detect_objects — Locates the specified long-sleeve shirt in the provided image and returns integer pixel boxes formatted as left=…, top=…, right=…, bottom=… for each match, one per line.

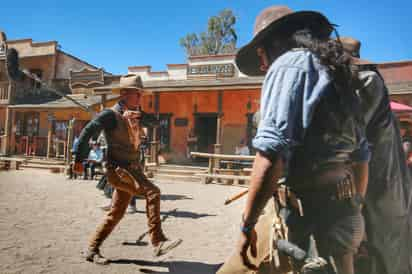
left=74, top=109, right=117, bottom=163
left=253, top=48, right=370, bottom=163
left=74, top=104, right=159, bottom=163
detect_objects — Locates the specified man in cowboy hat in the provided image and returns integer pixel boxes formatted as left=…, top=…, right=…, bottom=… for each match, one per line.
left=225, top=6, right=370, bottom=274
left=341, top=37, right=412, bottom=274
left=73, top=74, right=180, bottom=264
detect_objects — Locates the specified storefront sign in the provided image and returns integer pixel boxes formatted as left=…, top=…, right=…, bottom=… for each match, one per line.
left=187, top=63, right=235, bottom=77
left=174, top=118, right=188, bottom=127
left=47, top=113, right=55, bottom=122
left=70, top=68, right=104, bottom=88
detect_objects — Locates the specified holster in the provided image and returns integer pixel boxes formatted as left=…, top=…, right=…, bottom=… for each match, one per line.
left=288, top=163, right=357, bottom=201
left=114, top=166, right=136, bottom=185
left=276, top=185, right=304, bottom=216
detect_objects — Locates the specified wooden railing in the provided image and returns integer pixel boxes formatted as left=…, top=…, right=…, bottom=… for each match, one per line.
left=190, top=152, right=255, bottom=184
left=0, top=81, right=9, bottom=105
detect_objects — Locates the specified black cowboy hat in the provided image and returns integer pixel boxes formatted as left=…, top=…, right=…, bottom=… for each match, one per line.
left=236, top=6, right=334, bottom=76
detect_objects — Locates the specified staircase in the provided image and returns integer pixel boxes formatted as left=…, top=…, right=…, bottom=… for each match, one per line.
left=148, top=164, right=206, bottom=183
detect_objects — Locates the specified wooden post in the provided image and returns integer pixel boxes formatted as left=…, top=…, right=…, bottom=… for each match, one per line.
left=66, top=118, right=74, bottom=163
left=100, top=94, right=106, bottom=111
left=214, top=91, right=223, bottom=168
left=9, top=109, right=16, bottom=155
left=153, top=93, right=160, bottom=165
left=47, top=120, right=53, bottom=159
left=3, top=107, right=11, bottom=155
left=151, top=128, right=159, bottom=165
left=205, top=156, right=215, bottom=184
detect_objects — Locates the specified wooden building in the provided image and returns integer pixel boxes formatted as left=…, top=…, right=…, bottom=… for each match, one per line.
left=1, top=31, right=412, bottom=163
left=112, top=56, right=412, bottom=163
left=379, top=61, right=412, bottom=124
left=0, top=35, right=116, bottom=158
left=95, top=54, right=263, bottom=162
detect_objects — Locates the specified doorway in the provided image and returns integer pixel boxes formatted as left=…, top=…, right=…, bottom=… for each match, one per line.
left=195, top=113, right=217, bottom=153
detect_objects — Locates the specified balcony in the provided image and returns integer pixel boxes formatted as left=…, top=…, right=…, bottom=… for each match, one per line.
left=0, top=81, right=9, bottom=105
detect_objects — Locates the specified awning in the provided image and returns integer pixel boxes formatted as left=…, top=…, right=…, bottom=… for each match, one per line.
left=390, top=101, right=412, bottom=112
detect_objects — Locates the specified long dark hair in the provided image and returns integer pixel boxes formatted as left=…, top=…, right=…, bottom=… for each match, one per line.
left=264, top=28, right=362, bottom=119
left=265, top=28, right=358, bottom=87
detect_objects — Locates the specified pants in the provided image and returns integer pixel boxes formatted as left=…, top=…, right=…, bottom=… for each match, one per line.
left=286, top=166, right=365, bottom=274
left=83, top=161, right=100, bottom=179
left=88, top=163, right=166, bottom=252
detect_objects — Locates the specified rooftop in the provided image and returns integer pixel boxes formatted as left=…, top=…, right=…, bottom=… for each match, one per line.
left=9, top=94, right=120, bottom=109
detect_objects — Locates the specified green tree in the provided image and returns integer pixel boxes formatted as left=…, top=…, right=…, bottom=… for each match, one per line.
left=179, top=9, right=237, bottom=56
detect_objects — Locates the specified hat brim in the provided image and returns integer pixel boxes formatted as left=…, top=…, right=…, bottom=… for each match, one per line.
left=236, top=11, right=334, bottom=76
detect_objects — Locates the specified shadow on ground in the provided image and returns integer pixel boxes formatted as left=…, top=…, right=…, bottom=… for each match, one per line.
left=160, top=194, right=193, bottom=201
left=135, top=194, right=192, bottom=201
left=109, top=258, right=221, bottom=274
left=136, top=209, right=216, bottom=219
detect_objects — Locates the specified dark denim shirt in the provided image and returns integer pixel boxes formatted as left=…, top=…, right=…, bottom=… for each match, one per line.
left=253, top=49, right=370, bottom=163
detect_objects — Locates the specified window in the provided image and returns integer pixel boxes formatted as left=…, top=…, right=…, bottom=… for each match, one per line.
left=157, top=114, right=171, bottom=150
left=54, top=121, right=68, bottom=141
left=146, top=113, right=172, bottom=151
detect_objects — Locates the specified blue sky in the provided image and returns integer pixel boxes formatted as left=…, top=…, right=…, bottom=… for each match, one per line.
left=3, top=0, right=411, bottom=74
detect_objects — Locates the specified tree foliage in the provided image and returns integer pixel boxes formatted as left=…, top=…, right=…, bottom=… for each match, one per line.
left=180, top=9, right=237, bottom=56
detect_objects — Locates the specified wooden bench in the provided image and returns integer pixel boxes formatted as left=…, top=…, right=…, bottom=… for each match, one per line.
left=0, top=157, right=28, bottom=170
left=196, top=173, right=251, bottom=185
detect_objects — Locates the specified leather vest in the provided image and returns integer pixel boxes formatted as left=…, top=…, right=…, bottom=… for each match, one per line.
left=288, top=85, right=363, bottom=178
left=105, top=108, right=140, bottom=164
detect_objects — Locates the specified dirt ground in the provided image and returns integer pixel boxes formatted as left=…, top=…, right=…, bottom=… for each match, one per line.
left=0, top=169, right=248, bottom=274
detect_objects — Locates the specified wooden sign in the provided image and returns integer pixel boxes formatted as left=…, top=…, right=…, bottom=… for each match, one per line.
left=47, top=113, right=56, bottom=122
left=187, top=63, right=235, bottom=77
left=70, top=68, right=104, bottom=88
left=174, top=118, right=188, bottom=127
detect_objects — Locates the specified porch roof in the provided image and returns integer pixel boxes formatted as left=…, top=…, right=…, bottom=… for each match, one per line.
left=94, top=77, right=265, bottom=92
left=9, top=94, right=120, bottom=110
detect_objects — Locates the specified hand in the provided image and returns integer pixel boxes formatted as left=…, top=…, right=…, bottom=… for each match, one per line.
left=236, top=228, right=258, bottom=270
left=73, top=162, right=84, bottom=175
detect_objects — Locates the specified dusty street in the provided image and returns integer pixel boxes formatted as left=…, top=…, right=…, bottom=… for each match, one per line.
left=0, top=169, right=247, bottom=274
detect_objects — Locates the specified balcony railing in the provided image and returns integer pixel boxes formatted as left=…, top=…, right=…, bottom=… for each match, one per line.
left=0, top=81, right=9, bottom=105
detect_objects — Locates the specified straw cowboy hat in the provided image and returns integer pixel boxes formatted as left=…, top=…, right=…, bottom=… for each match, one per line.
left=235, top=5, right=334, bottom=76
left=112, top=74, right=150, bottom=95
left=338, top=37, right=376, bottom=66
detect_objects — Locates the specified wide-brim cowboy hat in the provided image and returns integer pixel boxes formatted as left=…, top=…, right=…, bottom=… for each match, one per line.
left=112, top=74, right=151, bottom=95
left=236, top=6, right=334, bottom=76
left=338, top=37, right=377, bottom=66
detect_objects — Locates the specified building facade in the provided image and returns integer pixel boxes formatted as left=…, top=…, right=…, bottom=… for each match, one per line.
left=0, top=34, right=116, bottom=158
left=98, top=54, right=263, bottom=162
left=1, top=31, right=412, bottom=163
left=120, top=56, right=412, bottom=163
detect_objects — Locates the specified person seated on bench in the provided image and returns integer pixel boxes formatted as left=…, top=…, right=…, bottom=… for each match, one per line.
left=235, top=139, right=250, bottom=156
left=82, top=141, right=103, bottom=180
left=233, top=139, right=251, bottom=169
